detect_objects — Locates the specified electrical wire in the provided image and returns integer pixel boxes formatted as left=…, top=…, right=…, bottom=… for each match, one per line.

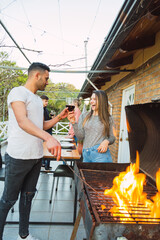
left=20, top=0, right=36, bottom=43
left=57, top=0, right=64, bottom=54
left=0, top=0, right=16, bottom=12
left=83, top=0, right=102, bottom=64
left=49, top=57, right=85, bottom=67
left=1, top=2, right=159, bottom=53
left=0, top=19, right=31, bottom=64
left=0, top=45, right=42, bottom=53
left=86, top=0, right=102, bottom=39
left=0, top=2, right=160, bottom=74
left=0, top=12, right=78, bottom=48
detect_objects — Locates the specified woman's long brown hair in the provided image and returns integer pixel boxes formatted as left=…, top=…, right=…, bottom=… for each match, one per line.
left=83, top=90, right=110, bottom=136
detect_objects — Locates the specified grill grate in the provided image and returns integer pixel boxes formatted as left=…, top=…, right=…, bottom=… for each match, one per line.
left=80, top=169, right=160, bottom=224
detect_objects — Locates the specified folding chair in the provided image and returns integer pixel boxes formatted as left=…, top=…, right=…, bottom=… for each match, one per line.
left=49, top=164, right=74, bottom=204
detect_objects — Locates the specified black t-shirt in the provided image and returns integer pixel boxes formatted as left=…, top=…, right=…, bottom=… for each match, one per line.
left=44, top=107, right=52, bottom=135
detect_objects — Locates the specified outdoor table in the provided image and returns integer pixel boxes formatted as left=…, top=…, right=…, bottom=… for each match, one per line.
left=43, top=141, right=80, bottom=162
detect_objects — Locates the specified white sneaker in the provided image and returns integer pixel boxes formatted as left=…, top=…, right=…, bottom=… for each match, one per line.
left=17, top=234, right=40, bottom=240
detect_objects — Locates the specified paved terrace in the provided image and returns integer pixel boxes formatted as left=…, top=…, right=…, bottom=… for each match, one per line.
left=0, top=137, right=86, bottom=240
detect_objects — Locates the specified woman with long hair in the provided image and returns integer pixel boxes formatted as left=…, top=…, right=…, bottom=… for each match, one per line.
left=67, top=90, right=115, bottom=162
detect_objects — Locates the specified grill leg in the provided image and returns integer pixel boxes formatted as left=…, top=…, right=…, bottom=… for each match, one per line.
left=70, top=208, right=82, bottom=240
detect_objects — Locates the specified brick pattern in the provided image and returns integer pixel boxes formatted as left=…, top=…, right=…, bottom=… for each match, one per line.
left=106, top=55, right=160, bottom=163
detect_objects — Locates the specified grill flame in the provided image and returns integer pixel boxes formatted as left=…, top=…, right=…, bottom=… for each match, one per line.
left=102, top=152, right=160, bottom=223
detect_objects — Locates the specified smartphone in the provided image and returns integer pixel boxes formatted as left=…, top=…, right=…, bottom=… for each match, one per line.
left=66, top=105, right=75, bottom=111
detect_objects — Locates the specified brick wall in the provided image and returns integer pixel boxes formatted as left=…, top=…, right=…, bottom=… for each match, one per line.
left=106, top=54, right=160, bottom=163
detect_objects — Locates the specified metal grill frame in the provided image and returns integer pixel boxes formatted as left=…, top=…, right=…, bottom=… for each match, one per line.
left=75, top=162, right=160, bottom=240
left=80, top=168, right=159, bottom=224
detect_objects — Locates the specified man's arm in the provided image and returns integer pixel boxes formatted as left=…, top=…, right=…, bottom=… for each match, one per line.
left=43, top=107, right=68, bottom=130
left=11, top=101, right=61, bottom=160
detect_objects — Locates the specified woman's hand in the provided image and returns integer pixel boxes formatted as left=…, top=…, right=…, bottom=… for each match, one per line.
left=67, top=111, right=76, bottom=124
left=65, top=134, right=74, bottom=139
left=97, top=139, right=109, bottom=153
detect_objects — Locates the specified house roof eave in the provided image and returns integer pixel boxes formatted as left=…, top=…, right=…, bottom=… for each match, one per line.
left=78, top=0, right=156, bottom=99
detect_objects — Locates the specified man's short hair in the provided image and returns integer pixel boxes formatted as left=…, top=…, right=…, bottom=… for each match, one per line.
left=28, top=62, right=50, bottom=75
left=40, top=95, right=49, bottom=100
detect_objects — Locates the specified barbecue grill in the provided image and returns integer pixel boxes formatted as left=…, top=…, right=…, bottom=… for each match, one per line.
left=74, top=102, right=160, bottom=240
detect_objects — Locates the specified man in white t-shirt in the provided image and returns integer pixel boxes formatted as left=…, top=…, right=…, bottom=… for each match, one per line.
left=0, top=62, right=68, bottom=240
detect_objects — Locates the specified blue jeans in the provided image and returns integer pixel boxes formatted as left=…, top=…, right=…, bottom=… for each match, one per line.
left=74, top=135, right=78, bottom=145
left=0, top=153, right=42, bottom=239
left=83, top=144, right=113, bottom=163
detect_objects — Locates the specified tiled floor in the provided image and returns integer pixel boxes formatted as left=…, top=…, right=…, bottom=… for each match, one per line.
left=0, top=143, right=86, bottom=240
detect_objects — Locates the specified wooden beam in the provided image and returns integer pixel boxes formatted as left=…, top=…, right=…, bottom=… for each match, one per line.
left=82, top=93, right=91, bottom=98
left=106, top=55, right=133, bottom=68
left=70, top=209, right=82, bottom=240
left=95, top=82, right=105, bottom=87
left=95, top=78, right=110, bottom=83
left=120, top=34, right=155, bottom=51
left=94, top=78, right=111, bottom=87
left=149, top=3, right=160, bottom=16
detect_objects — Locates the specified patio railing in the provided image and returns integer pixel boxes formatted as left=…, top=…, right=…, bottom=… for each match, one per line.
left=0, top=121, right=8, bottom=140
left=0, top=121, right=69, bottom=140
left=52, top=122, right=69, bottom=135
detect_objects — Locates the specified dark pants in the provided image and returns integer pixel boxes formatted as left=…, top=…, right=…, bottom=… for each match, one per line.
left=42, top=158, right=50, bottom=169
left=0, top=153, right=42, bottom=239
left=42, top=132, right=52, bottom=169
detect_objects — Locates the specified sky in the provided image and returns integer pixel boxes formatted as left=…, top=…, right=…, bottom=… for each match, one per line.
left=0, top=0, right=124, bottom=91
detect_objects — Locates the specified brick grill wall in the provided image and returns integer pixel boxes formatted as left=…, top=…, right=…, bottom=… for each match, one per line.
left=106, top=54, right=160, bottom=163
